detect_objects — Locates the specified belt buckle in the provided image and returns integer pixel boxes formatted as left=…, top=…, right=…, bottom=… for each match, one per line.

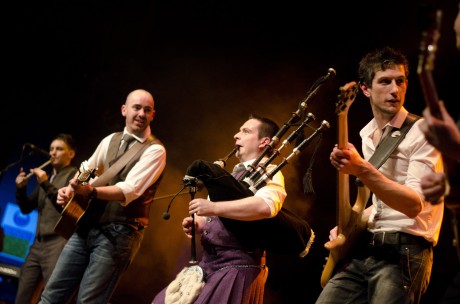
left=372, top=231, right=385, bottom=246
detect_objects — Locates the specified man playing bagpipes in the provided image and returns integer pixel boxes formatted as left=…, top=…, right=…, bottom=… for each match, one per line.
left=153, top=114, right=287, bottom=304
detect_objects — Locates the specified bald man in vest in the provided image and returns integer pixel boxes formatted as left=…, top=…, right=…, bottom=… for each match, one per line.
left=40, top=89, right=166, bottom=304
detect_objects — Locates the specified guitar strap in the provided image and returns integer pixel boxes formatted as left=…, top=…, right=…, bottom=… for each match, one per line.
left=356, top=113, right=420, bottom=186
left=91, top=135, right=155, bottom=187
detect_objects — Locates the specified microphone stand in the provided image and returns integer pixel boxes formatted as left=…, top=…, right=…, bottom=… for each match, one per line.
left=1, top=142, right=53, bottom=183
left=0, top=151, right=33, bottom=183
left=183, top=176, right=199, bottom=265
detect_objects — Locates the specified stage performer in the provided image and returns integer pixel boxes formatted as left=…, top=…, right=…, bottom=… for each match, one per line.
left=153, top=114, right=286, bottom=304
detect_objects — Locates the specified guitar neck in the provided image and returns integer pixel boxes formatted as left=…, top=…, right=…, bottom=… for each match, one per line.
left=337, top=113, right=351, bottom=233
left=337, top=114, right=348, bottom=150
left=418, top=69, right=441, bottom=119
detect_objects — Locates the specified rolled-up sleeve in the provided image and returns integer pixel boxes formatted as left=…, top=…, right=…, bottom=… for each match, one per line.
left=116, top=144, right=166, bottom=206
left=254, top=168, right=286, bottom=217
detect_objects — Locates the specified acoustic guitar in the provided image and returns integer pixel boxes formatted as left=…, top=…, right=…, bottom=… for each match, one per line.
left=54, top=161, right=97, bottom=239
left=320, top=82, right=371, bottom=288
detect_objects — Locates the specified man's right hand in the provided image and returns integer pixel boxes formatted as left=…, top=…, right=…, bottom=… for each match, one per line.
left=324, top=226, right=346, bottom=250
left=57, top=184, right=74, bottom=207
left=420, top=101, right=460, bottom=161
left=182, top=216, right=205, bottom=238
left=32, top=168, right=48, bottom=184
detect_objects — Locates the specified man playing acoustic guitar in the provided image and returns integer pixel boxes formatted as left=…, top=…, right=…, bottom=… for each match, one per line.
left=317, top=47, right=444, bottom=304
left=39, top=89, right=166, bottom=304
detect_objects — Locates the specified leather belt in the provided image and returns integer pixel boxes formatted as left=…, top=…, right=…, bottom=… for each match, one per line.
left=367, top=231, right=432, bottom=248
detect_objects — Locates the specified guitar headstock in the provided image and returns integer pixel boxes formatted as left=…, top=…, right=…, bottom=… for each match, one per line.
left=417, top=6, right=442, bottom=75
left=335, top=81, right=359, bottom=117
left=417, top=4, right=442, bottom=119
left=77, top=161, right=97, bottom=185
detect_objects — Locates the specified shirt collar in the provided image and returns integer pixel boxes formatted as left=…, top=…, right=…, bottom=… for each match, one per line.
left=361, top=107, right=409, bottom=138
left=122, top=127, right=148, bottom=143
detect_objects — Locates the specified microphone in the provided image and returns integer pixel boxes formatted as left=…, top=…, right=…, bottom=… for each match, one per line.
left=25, top=143, right=49, bottom=157
left=162, top=176, right=204, bottom=220
left=162, top=211, right=171, bottom=220
left=324, top=68, right=337, bottom=81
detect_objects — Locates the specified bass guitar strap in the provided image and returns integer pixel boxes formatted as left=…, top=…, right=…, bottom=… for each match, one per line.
left=356, top=113, right=420, bottom=187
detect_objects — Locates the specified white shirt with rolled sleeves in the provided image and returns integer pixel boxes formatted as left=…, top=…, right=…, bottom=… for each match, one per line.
left=361, top=108, right=444, bottom=245
left=83, top=127, right=166, bottom=207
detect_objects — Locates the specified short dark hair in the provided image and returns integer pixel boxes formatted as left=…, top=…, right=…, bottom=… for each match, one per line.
left=248, top=114, right=279, bottom=139
left=54, top=133, right=77, bottom=152
left=358, top=46, right=409, bottom=87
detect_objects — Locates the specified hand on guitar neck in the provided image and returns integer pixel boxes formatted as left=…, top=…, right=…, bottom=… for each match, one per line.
left=420, top=101, right=460, bottom=162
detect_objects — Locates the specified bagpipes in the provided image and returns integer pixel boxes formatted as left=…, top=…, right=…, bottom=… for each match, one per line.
left=182, top=68, right=335, bottom=258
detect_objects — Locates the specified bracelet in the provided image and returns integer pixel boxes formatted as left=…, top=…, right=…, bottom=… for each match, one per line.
left=89, top=187, right=97, bottom=200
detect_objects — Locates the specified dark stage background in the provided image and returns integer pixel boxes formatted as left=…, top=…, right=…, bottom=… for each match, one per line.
left=1, top=1, right=460, bottom=303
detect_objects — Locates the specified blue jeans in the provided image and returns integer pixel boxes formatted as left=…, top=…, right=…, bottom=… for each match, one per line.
left=39, top=222, right=143, bottom=304
left=316, top=243, right=433, bottom=304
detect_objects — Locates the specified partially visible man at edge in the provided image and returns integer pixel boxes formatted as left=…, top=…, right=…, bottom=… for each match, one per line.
left=419, top=2, right=460, bottom=303
left=15, top=133, right=77, bottom=303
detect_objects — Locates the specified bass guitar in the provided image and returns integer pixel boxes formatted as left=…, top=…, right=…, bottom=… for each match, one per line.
left=54, top=161, right=97, bottom=239
left=320, top=82, right=370, bottom=288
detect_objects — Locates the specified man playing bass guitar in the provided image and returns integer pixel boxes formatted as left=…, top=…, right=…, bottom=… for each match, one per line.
left=317, top=47, right=444, bottom=304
